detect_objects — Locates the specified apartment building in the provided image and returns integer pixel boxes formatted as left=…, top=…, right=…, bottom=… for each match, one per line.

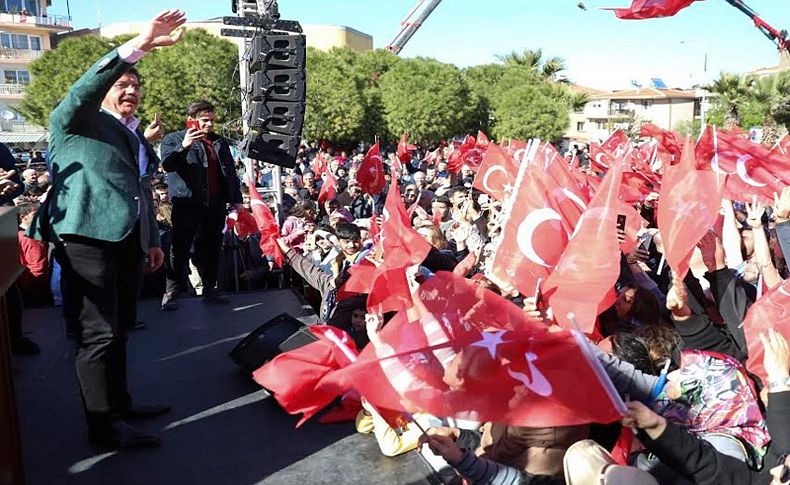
left=566, top=85, right=701, bottom=143
left=0, top=0, right=70, bottom=150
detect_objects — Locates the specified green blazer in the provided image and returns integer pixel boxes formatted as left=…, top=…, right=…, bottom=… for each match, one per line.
left=29, top=48, right=160, bottom=250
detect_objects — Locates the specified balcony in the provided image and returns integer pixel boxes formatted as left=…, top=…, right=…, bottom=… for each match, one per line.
left=0, top=83, right=25, bottom=96
left=0, top=48, right=41, bottom=61
left=0, top=120, right=42, bottom=133
left=609, top=108, right=636, bottom=119
left=0, top=12, right=71, bottom=29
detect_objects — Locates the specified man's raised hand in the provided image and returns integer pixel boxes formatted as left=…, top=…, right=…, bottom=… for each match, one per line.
left=134, top=9, right=187, bottom=52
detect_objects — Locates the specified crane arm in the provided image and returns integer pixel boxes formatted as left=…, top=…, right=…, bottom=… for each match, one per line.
left=386, top=0, right=443, bottom=55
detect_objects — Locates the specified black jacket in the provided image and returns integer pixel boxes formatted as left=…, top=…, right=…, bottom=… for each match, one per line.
left=161, top=130, right=242, bottom=205
left=0, top=142, right=23, bottom=205
left=642, top=390, right=790, bottom=485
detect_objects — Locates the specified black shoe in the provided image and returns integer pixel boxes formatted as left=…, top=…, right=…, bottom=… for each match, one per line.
left=130, top=320, right=148, bottom=331
left=161, top=292, right=178, bottom=311
left=121, top=404, right=171, bottom=419
left=88, top=420, right=160, bottom=449
left=11, top=337, right=40, bottom=355
left=202, top=290, right=229, bottom=304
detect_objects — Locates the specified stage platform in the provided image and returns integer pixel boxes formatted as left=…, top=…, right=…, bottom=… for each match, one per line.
left=11, top=290, right=437, bottom=484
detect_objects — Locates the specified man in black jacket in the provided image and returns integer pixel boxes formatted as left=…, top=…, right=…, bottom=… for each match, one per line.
left=160, top=100, right=242, bottom=309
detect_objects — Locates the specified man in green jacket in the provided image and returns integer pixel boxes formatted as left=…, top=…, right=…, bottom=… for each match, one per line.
left=28, top=9, right=186, bottom=448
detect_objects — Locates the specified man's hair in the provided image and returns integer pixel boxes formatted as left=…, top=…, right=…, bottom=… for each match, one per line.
left=334, top=222, right=361, bottom=241
left=448, top=186, right=467, bottom=200
left=153, top=182, right=168, bottom=191
left=431, top=195, right=450, bottom=206
left=16, top=201, right=38, bottom=222
left=126, top=67, right=141, bottom=84
left=187, top=100, right=216, bottom=118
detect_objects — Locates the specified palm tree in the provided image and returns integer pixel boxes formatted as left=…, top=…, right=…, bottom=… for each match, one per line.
left=497, top=48, right=568, bottom=82
left=770, top=71, right=790, bottom=135
left=707, top=72, right=752, bottom=130
left=750, top=74, right=781, bottom=146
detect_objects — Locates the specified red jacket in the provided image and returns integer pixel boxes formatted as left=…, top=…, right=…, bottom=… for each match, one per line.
left=18, top=229, right=48, bottom=286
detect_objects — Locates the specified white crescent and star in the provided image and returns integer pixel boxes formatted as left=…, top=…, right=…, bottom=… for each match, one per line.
left=594, top=152, right=609, bottom=169
left=506, top=352, right=553, bottom=397
left=482, top=165, right=508, bottom=193
left=736, top=154, right=766, bottom=187
left=471, top=330, right=507, bottom=360
left=517, top=208, right=562, bottom=268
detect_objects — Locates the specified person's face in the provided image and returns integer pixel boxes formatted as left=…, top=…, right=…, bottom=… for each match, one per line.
left=403, top=185, right=418, bottom=205
left=413, top=172, right=426, bottom=187
left=156, top=188, right=169, bottom=203
left=615, top=287, right=636, bottom=319
left=337, top=167, right=347, bottom=178
left=425, top=168, right=437, bottom=182
left=189, top=110, right=216, bottom=133
left=325, top=200, right=339, bottom=214
left=20, top=210, right=35, bottom=227
left=461, top=164, right=473, bottom=178
left=451, top=191, right=468, bottom=209
left=351, top=309, right=366, bottom=331
left=103, top=73, right=141, bottom=117
left=348, top=184, right=362, bottom=197
left=742, top=260, right=760, bottom=284
left=437, top=161, right=447, bottom=172
left=417, top=227, right=439, bottom=248
left=338, top=237, right=361, bottom=256
left=23, top=171, right=36, bottom=183
left=769, top=453, right=790, bottom=484
left=316, top=237, right=332, bottom=251
left=303, top=173, right=315, bottom=186
left=242, top=194, right=251, bottom=210
left=432, top=202, right=449, bottom=221
left=284, top=177, right=296, bottom=188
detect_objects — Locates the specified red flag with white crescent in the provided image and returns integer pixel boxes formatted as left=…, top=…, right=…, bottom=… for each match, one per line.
left=358, top=143, right=386, bottom=195
left=743, top=278, right=790, bottom=384
left=543, top=154, right=625, bottom=333
left=316, top=272, right=624, bottom=427
left=472, top=144, right=519, bottom=201
left=397, top=133, right=417, bottom=164
left=247, top=180, right=284, bottom=268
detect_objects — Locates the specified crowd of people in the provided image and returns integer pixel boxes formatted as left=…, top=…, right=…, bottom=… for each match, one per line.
left=2, top=7, right=790, bottom=485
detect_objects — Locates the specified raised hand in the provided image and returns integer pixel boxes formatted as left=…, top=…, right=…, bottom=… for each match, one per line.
left=0, top=168, right=21, bottom=198
left=760, top=328, right=790, bottom=386
left=745, top=197, right=766, bottom=229
left=773, top=186, right=790, bottom=222
left=144, top=112, right=163, bottom=142
left=133, top=9, right=187, bottom=52
left=622, top=401, right=667, bottom=439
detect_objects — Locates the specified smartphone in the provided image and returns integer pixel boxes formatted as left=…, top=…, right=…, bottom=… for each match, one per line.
left=638, top=232, right=653, bottom=252
left=616, top=214, right=627, bottom=233
left=186, top=119, right=200, bottom=131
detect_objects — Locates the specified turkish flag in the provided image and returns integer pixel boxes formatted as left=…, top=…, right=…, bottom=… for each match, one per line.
left=503, top=139, right=530, bottom=164
left=641, top=123, right=683, bottom=165
left=635, top=140, right=658, bottom=173
left=397, top=133, right=417, bottom=164
left=589, top=143, right=616, bottom=172
left=424, top=147, right=442, bottom=166
left=311, top=155, right=327, bottom=177
left=543, top=153, right=625, bottom=333
left=247, top=180, right=284, bottom=267
left=252, top=325, right=359, bottom=427
left=714, top=129, right=790, bottom=204
left=743, top=278, right=790, bottom=384
left=492, top=161, right=583, bottom=298
left=318, top=272, right=624, bottom=427
left=601, top=130, right=630, bottom=154
left=227, top=209, right=258, bottom=239
left=447, top=132, right=488, bottom=173
left=317, top=170, right=338, bottom=206
left=605, top=0, right=700, bottom=19
left=657, top=137, right=722, bottom=281
left=358, top=143, right=386, bottom=195
left=472, top=143, right=519, bottom=201
left=620, top=171, right=653, bottom=203
left=346, top=177, right=431, bottom=314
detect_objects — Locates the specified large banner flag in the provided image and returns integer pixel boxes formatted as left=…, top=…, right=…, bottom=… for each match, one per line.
left=318, top=272, right=625, bottom=427
left=605, top=0, right=701, bottom=19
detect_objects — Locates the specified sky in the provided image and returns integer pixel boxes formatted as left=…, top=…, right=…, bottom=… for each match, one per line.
left=46, top=0, right=790, bottom=91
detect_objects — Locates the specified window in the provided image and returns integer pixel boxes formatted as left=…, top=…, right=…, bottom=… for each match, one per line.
left=4, top=69, right=30, bottom=84
left=597, top=121, right=607, bottom=130
left=576, top=121, right=585, bottom=131
left=1, top=1, right=39, bottom=16
left=0, top=32, right=41, bottom=50
left=642, top=100, right=653, bottom=109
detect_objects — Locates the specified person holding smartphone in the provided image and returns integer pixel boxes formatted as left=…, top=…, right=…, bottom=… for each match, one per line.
left=160, top=100, right=243, bottom=309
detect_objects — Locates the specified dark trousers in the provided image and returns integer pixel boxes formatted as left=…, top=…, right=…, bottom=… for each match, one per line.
left=56, top=227, right=143, bottom=429
left=166, top=199, right=226, bottom=294
left=6, top=283, right=22, bottom=343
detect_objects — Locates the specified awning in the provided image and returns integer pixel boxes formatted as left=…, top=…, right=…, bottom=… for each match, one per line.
left=0, top=133, right=46, bottom=144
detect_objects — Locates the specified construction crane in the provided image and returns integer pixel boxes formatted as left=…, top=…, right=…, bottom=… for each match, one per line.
left=386, top=0, right=443, bottom=55
left=723, top=0, right=788, bottom=53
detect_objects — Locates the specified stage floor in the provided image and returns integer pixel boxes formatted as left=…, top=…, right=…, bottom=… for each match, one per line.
left=11, top=290, right=435, bottom=484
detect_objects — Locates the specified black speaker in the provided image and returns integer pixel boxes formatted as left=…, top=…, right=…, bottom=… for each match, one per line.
left=250, top=33, right=306, bottom=71
left=250, top=69, right=306, bottom=102
left=229, top=313, right=318, bottom=373
left=242, top=131, right=300, bottom=169
left=247, top=100, right=305, bottom=135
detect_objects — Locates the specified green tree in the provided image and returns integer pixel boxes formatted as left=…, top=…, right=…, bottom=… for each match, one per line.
left=379, top=57, right=476, bottom=143
left=489, top=67, right=569, bottom=141
left=463, top=63, right=507, bottom=134
left=707, top=72, right=753, bottom=130
left=303, top=47, right=367, bottom=144
left=497, top=48, right=568, bottom=82
left=673, top=119, right=702, bottom=137
left=18, top=35, right=117, bottom=127
left=19, top=30, right=241, bottom=137
left=348, top=48, right=400, bottom=141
